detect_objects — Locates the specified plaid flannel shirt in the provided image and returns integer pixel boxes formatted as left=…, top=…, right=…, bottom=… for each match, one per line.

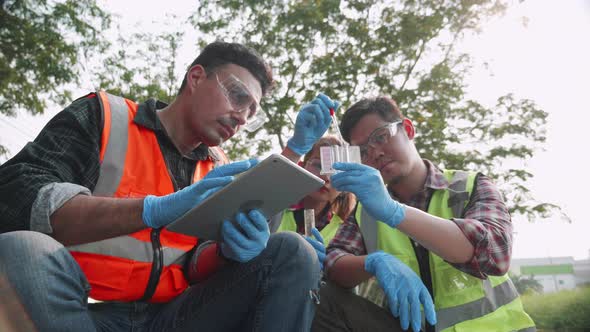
left=325, top=159, right=513, bottom=279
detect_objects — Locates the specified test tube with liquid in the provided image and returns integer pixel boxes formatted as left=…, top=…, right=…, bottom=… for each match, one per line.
left=319, top=144, right=361, bottom=174
left=319, top=108, right=361, bottom=174
left=304, top=209, right=315, bottom=237
left=329, top=108, right=347, bottom=147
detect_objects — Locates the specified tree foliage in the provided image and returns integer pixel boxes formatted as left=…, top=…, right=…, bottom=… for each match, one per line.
left=509, top=273, right=543, bottom=295
left=0, top=0, right=563, bottom=221
left=92, top=20, right=184, bottom=103
left=191, top=0, right=561, bottom=221
left=0, top=0, right=111, bottom=116
left=0, top=0, right=111, bottom=161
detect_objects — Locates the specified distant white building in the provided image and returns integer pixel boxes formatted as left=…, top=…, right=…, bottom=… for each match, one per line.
left=510, top=256, right=590, bottom=293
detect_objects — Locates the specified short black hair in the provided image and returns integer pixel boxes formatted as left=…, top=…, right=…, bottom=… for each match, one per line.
left=178, top=41, right=274, bottom=96
left=340, top=97, right=403, bottom=142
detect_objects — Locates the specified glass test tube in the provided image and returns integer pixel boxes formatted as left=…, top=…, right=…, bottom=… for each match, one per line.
left=329, top=108, right=347, bottom=146
left=304, top=209, right=315, bottom=237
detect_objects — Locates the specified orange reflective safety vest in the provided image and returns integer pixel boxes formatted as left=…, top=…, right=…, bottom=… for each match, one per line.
left=67, top=91, right=228, bottom=303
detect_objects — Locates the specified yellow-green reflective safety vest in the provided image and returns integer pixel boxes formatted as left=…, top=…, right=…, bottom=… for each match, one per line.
left=275, top=210, right=343, bottom=245
left=357, top=170, right=535, bottom=332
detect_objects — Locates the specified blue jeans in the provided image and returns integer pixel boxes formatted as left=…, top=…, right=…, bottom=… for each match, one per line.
left=0, top=231, right=320, bottom=332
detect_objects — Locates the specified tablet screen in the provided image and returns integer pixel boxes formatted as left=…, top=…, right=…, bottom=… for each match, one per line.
left=167, top=154, right=325, bottom=241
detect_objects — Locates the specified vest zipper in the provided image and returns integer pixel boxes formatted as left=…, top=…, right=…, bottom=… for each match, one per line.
left=140, top=228, right=163, bottom=301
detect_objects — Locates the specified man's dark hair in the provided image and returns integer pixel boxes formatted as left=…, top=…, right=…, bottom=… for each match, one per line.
left=178, top=41, right=274, bottom=96
left=340, top=97, right=404, bottom=142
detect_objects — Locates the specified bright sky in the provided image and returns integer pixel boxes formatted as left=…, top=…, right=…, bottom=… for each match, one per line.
left=1, top=0, right=588, bottom=260
left=459, top=0, right=590, bottom=260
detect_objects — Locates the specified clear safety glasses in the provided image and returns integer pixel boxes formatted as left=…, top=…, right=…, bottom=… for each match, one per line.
left=215, top=73, right=268, bottom=132
left=304, top=158, right=323, bottom=176
left=358, top=121, right=402, bottom=162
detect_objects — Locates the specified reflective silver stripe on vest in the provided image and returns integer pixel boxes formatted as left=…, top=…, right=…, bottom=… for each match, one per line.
left=68, top=235, right=187, bottom=265
left=435, top=279, right=520, bottom=331
left=360, top=206, right=378, bottom=254
left=93, top=91, right=129, bottom=196
left=269, top=211, right=284, bottom=233
left=69, top=93, right=189, bottom=266
left=447, top=170, right=470, bottom=218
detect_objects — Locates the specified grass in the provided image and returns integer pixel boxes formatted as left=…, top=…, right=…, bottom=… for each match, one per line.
left=521, top=286, right=590, bottom=331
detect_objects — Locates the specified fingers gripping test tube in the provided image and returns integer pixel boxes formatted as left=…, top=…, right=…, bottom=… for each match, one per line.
left=319, top=145, right=361, bottom=175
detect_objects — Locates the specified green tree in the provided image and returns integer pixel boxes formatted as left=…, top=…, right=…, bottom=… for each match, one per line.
left=0, top=0, right=111, bottom=114
left=92, top=20, right=184, bottom=103
left=509, top=273, right=543, bottom=295
left=0, top=0, right=111, bottom=158
left=192, top=0, right=562, bottom=221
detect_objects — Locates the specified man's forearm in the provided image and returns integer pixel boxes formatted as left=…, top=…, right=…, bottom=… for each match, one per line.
left=397, top=206, right=474, bottom=263
left=50, top=194, right=146, bottom=246
left=280, top=146, right=302, bottom=164
left=327, top=255, right=372, bottom=288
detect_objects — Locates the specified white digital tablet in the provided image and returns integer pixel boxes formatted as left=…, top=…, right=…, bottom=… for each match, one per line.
left=166, top=153, right=325, bottom=240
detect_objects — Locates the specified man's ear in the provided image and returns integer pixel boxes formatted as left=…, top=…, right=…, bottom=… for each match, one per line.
left=402, top=118, right=415, bottom=140
left=186, top=65, right=208, bottom=92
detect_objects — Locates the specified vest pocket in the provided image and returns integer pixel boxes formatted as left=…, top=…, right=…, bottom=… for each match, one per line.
left=432, top=263, right=483, bottom=309
left=170, top=265, right=188, bottom=291
left=77, top=254, right=138, bottom=300
left=148, top=265, right=189, bottom=302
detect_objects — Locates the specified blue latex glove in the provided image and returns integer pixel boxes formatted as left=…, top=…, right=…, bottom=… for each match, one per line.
left=142, top=159, right=257, bottom=229
left=365, top=251, right=437, bottom=332
left=220, top=209, right=270, bottom=263
left=304, top=227, right=326, bottom=270
left=331, top=162, right=406, bottom=228
left=287, top=93, right=340, bottom=155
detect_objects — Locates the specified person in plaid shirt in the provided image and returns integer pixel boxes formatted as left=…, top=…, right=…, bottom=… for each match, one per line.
left=312, top=97, right=534, bottom=332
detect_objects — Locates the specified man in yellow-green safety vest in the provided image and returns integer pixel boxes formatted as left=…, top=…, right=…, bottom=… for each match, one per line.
left=311, top=96, right=535, bottom=332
